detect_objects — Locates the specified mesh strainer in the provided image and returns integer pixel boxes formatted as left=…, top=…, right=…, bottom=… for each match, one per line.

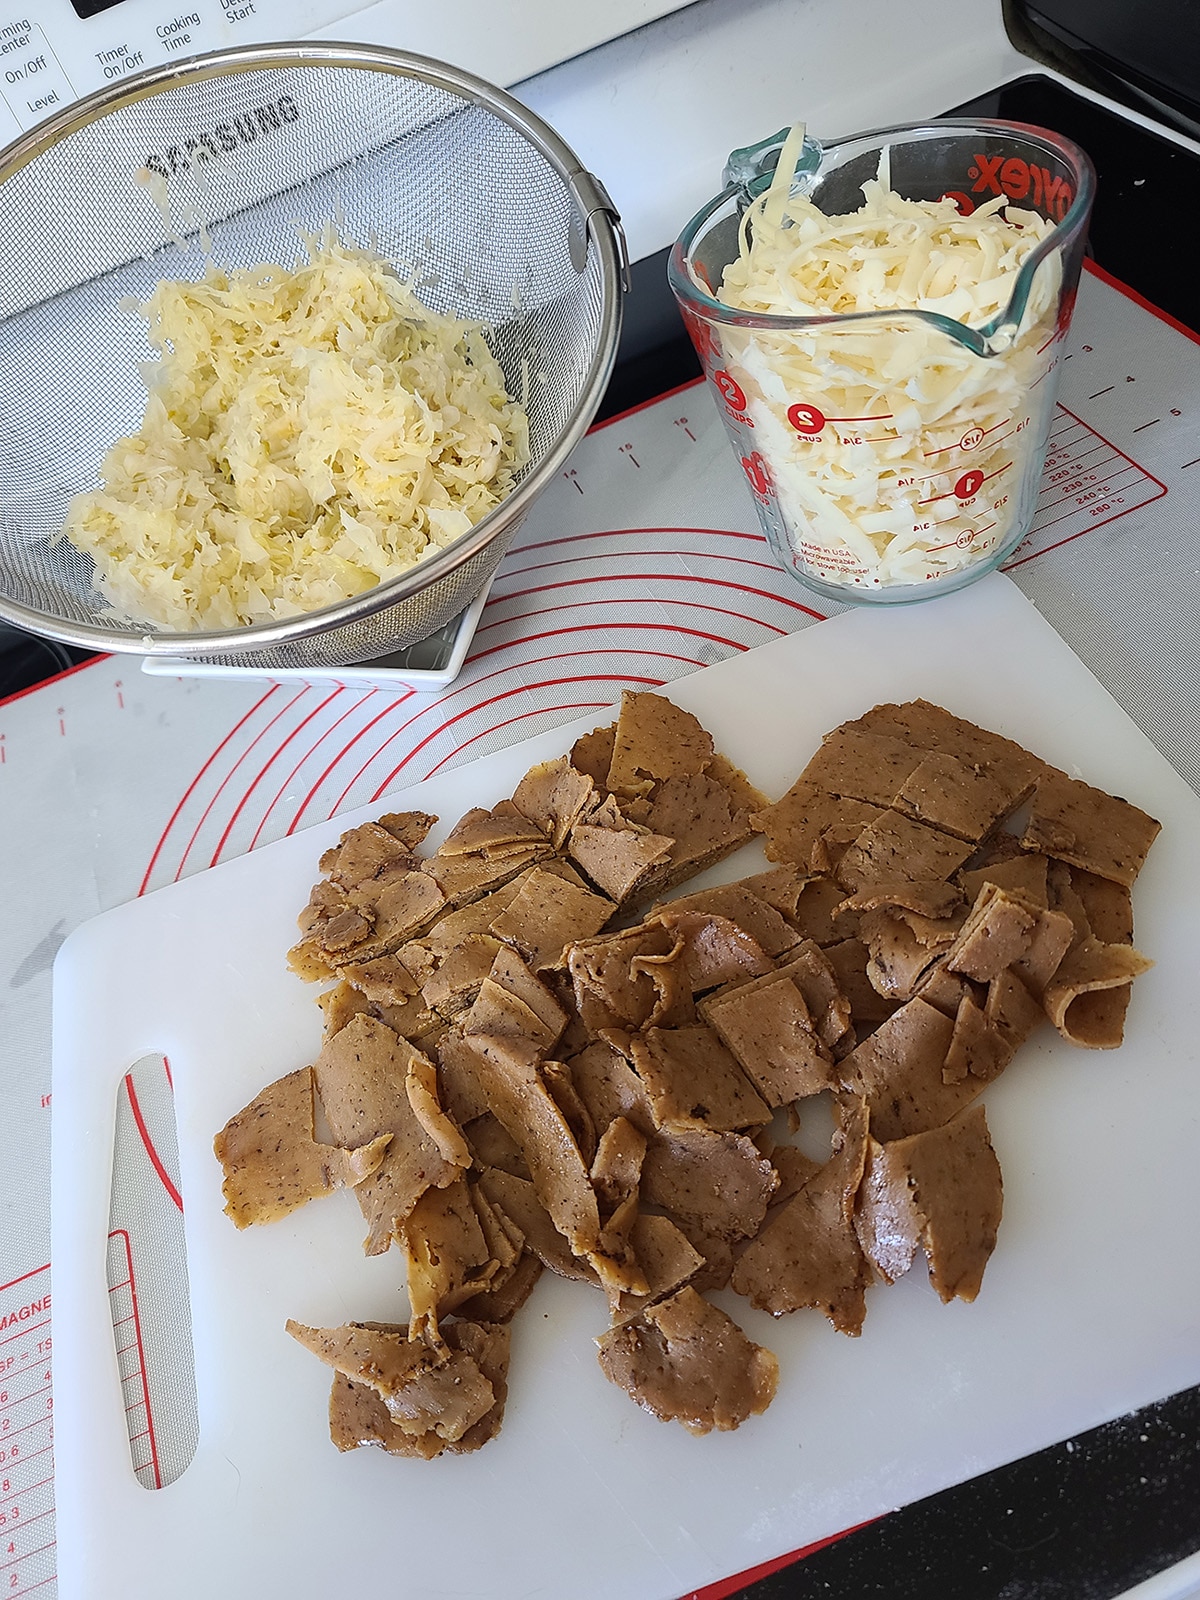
left=0, top=42, right=625, bottom=669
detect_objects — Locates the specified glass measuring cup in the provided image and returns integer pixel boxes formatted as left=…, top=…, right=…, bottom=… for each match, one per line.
left=669, top=120, right=1095, bottom=603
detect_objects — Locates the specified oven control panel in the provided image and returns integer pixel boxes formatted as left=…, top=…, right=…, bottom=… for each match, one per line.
left=0, top=0, right=693, bottom=142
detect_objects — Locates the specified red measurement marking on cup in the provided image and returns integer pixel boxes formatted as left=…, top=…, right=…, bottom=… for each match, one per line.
left=681, top=309, right=720, bottom=368
left=965, top=153, right=1074, bottom=221
left=922, top=419, right=1006, bottom=459
left=1037, top=325, right=1067, bottom=356
left=1030, top=355, right=1061, bottom=389
left=741, top=453, right=773, bottom=497
left=788, top=404, right=825, bottom=436
left=714, top=371, right=748, bottom=413
left=926, top=519, right=997, bottom=555
left=917, top=462, right=1011, bottom=506
left=787, top=404, right=893, bottom=436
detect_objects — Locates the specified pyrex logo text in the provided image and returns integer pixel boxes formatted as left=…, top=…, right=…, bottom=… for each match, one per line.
left=967, top=153, right=1074, bottom=221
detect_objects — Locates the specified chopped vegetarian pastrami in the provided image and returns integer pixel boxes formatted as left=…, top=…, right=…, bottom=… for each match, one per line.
left=226, top=692, right=1157, bottom=1456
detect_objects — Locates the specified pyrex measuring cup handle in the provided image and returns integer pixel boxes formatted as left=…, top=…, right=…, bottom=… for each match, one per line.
left=723, top=127, right=824, bottom=203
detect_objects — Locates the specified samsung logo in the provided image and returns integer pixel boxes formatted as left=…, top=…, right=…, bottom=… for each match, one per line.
left=143, top=93, right=300, bottom=178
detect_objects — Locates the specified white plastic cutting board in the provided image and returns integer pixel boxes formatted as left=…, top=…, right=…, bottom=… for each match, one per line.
left=51, top=574, right=1200, bottom=1600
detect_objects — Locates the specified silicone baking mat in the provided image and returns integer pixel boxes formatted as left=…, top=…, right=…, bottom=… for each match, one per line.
left=2, top=259, right=1197, bottom=1598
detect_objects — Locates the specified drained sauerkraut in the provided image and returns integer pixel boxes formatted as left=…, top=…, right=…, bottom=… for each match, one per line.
left=62, top=238, right=530, bottom=630
left=710, top=136, right=1062, bottom=589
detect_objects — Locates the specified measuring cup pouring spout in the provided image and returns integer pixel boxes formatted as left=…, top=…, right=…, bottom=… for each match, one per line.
left=670, top=118, right=1096, bottom=602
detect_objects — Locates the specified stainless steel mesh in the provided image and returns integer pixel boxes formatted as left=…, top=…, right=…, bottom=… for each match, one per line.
left=0, top=44, right=623, bottom=669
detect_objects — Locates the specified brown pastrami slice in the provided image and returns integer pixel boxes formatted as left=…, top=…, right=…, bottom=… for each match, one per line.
left=1021, top=769, right=1160, bottom=887
left=836, top=813, right=975, bottom=895
left=730, top=1099, right=871, bottom=1334
left=511, top=756, right=598, bottom=849
left=567, top=802, right=675, bottom=904
left=213, top=1066, right=391, bottom=1228
left=654, top=881, right=800, bottom=957
left=700, top=970, right=832, bottom=1105
left=313, top=1014, right=464, bottom=1254
left=799, top=727, right=927, bottom=806
left=640, top=1128, right=778, bottom=1243
left=324, top=1320, right=510, bottom=1457
left=1043, top=938, right=1153, bottom=1048
left=837, top=997, right=979, bottom=1141
left=606, top=691, right=715, bottom=799
left=839, top=700, right=1045, bottom=794
left=892, top=749, right=1031, bottom=843
left=751, top=783, right=887, bottom=871
left=488, top=868, right=614, bottom=972
left=287, top=1319, right=492, bottom=1443
left=854, top=1101, right=1003, bottom=1303
left=596, top=1286, right=777, bottom=1434
left=628, top=1025, right=772, bottom=1133
left=399, top=1176, right=503, bottom=1341
left=636, top=773, right=757, bottom=894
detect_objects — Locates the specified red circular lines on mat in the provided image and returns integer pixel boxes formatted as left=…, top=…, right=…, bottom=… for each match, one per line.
left=366, top=672, right=674, bottom=801
left=208, top=688, right=345, bottom=868
left=286, top=690, right=416, bottom=836
left=245, top=689, right=369, bottom=852
left=149, top=684, right=309, bottom=888
left=511, top=523, right=769, bottom=557
left=355, top=670, right=660, bottom=806
left=137, top=686, right=279, bottom=895
left=471, top=595, right=793, bottom=643
left=423, top=702, right=618, bottom=784
left=467, top=620, right=763, bottom=664
left=490, top=568, right=822, bottom=616
left=136, top=525, right=828, bottom=891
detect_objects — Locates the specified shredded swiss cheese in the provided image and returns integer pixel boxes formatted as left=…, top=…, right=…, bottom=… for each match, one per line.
left=712, top=137, right=1061, bottom=588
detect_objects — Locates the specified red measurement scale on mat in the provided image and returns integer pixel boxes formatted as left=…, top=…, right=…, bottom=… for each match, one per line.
left=1, top=1265, right=55, bottom=1599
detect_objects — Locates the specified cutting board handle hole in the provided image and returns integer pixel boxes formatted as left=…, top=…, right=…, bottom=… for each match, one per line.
left=105, top=1053, right=199, bottom=1489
